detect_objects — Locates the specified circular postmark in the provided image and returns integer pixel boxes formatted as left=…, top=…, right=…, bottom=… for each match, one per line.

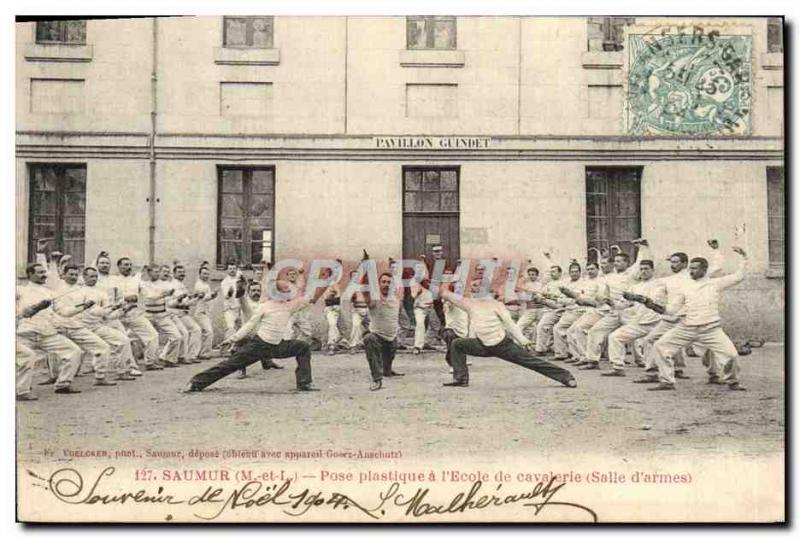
left=626, top=31, right=752, bottom=136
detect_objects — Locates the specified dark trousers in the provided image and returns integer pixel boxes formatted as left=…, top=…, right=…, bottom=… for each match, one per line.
left=433, top=298, right=446, bottom=326
left=450, top=336, right=575, bottom=386
left=191, top=336, right=312, bottom=390
left=440, top=328, right=460, bottom=366
left=364, top=332, right=397, bottom=381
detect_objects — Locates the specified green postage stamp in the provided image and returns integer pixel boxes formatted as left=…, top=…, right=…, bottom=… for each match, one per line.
left=625, top=23, right=753, bottom=136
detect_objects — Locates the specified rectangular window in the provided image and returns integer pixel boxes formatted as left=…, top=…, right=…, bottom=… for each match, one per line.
left=406, top=83, right=458, bottom=118
left=585, top=167, right=642, bottom=259
left=35, top=20, right=86, bottom=44
left=587, top=17, right=635, bottom=52
left=217, top=167, right=275, bottom=268
left=223, top=16, right=274, bottom=48
left=407, top=16, right=457, bottom=50
left=402, top=167, right=460, bottom=265
left=28, top=164, right=86, bottom=265
left=220, top=82, right=273, bottom=116
left=30, top=79, right=85, bottom=114
left=767, top=17, right=783, bottom=53
left=767, top=166, right=784, bottom=268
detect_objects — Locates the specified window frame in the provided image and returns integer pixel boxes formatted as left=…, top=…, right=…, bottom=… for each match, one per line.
left=402, top=166, right=460, bottom=215
left=766, top=166, right=785, bottom=273
left=216, top=165, right=276, bottom=269
left=27, top=163, right=87, bottom=265
left=585, top=166, right=643, bottom=260
left=767, top=17, right=784, bottom=53
left=587, top=16, right=635, bottom=52
left=406, top=16, right=457, bottom=51
left=35, top=20, right=87, bottom=45
left=222, top=16, right=275, bottom=49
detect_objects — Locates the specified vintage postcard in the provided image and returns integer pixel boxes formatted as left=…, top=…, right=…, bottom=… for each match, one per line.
left=14, top=14, right=785, bottom=523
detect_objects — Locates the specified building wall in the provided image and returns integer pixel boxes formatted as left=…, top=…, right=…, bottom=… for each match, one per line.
left=15, top=16, right=785, bottom=340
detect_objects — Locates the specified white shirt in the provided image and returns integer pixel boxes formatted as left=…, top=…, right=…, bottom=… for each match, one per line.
left=452, top=295, right=530, bottom=347
left=622, top=278, right=666, bottom=325
left=16, top=282, right=58, bottom=336
left=81, top=286, right=119, bottom=328
left=444, top=301, right=469, bottom=338
left=669, top=259, right=746, bottom=326
left=111, top=273, right=144, bottom=318
left=233, top=297, right=311, bottom=345
left=220, top=275, right=241, bottom=311
left=193, top=280, right=214, bottom=315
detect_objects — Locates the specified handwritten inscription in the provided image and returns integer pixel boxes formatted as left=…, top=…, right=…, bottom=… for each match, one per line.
left=41, top=466, right=598, bottom=522
left=626, top=25, right=752, bottom=136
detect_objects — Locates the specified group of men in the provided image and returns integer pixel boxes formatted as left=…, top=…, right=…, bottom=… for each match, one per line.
left=17, top=237, right=750, bottom=400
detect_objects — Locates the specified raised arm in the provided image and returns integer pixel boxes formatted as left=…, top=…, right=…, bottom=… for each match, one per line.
left=713, top=247, right=747, bottom=291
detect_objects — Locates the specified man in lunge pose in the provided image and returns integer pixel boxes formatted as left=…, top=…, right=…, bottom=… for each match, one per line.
left=236, top=279, right=283, bottom=379
left=364, top=271, right=405, bottom=391
left=439, top=279, right=578, bottom=388
left=633, top=247, right=749, bottom=391
left=183, top=269, right=330, bottom=393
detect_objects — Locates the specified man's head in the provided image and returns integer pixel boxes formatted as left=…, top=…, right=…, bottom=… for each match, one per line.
left=586, top=262, right=599, bottom=279
left=286, top=267, right=299, bottom=283
left=668, top=252, right=689, bottom=274
left=198, top=266, right=210, bottom=281
left=248, top=282, right=262, bottom=301
left=549, top=265, right=562, bottom=281
left=83, top=267, right=99, bottom=287
left=639, top=260, right=655, bottom=281
left=96, top=256, right=111, bottom=275
left=613, top=253, right=630, bottom=272
left=63, top=264, right=80, bottom=286
left=146, top=264, right=160, bottom=281
left=378, top=272, right=393, bottom=297
left=689, top=257, right=709, bottom=280
left=159, top=265, right=172, bottom=281
left=599, top=257, right=613, bottom=275
left=568, top=262, right=581, bottom=281
left=225, top=260, right=238, bottom=276
left=526, top=267, right=539, bottom=281
left=117, top=257, right=133, bottom=276
left=432, top=244, right=444, bottom=260
left=26, top=263, right=47, bottom=285
left=468, top=279, right=483, bottom=296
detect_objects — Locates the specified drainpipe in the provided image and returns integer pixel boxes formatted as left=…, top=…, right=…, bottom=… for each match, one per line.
left=148, top=17, right=158, bottom=264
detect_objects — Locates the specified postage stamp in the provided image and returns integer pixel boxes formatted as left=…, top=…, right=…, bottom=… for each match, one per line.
left=625, top=23, right=753, bottom=136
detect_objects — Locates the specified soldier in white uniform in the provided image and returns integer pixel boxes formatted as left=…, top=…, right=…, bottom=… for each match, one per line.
left=599, top=259, right=666, bottom=376
left=410, top=277, right=434, bottom=355
left=551, top=261, right=598, bottom=361
left=580, top=241, right=648, bottom=370
left=80, top=266, right=138, bottom=381
left=51, top=265, right=117, bottom=386
left=321, top=265, right=347, bottom=355
left=113, top=257, right=161, bottom=370
left=16, top=263, right=83, bottom=397
left=566, top=259, right=608, bottom=365
left=440, top=280, right=577, bottom=389
left=236, top=280, right=283, bottom=378
left=533, top=265, right=566, bottom=354
left=284, top=267, right=315, bottom=345
left=141, top=264, right=182, bottom=367
left=168, top=264, right=203, bottom=364
left=515, top=266, right=545, bottom=342
left=347, top=271, right=370, bottom=350
left=192, top=264, right=218, bottom=359
left=219, top=261, right=242, bottom=340
left=646, top=247, right=749, bottom=391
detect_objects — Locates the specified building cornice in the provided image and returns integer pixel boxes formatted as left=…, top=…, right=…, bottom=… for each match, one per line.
left=15, top=131, right=784, bottom=161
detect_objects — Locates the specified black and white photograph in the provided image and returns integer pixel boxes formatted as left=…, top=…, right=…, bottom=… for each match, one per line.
left=12, top=10, right=786, bottom=523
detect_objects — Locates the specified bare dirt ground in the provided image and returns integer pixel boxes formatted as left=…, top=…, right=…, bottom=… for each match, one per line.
left=17, top=346, right=784, bottom=466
